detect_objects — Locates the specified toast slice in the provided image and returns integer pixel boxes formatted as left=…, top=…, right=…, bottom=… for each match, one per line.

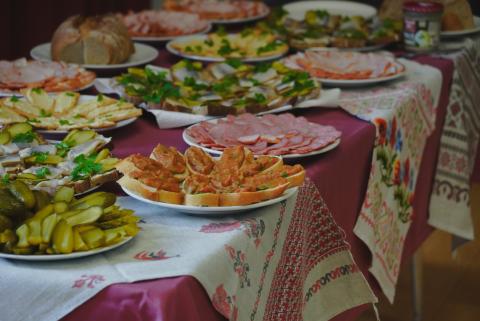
left=150, top=144, right=188, bottom=181
left=219, top=182, right=289, bottom=206
left=118, top=175, right=184, bottom=204
left=185, top=146, right=215, bottom=175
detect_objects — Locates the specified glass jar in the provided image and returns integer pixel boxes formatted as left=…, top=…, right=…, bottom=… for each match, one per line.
left=403, top=1, right=443, bottom=52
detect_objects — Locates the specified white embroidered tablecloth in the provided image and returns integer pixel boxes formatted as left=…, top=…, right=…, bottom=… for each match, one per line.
left=428, top=39, right=480, bottom=241
left=0, top=180, right=376, bottom=321
left=337, top=59, right=443, bottom=302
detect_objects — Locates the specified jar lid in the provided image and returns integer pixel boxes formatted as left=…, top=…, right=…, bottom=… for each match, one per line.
left=403, top=1, right=443, bottom=13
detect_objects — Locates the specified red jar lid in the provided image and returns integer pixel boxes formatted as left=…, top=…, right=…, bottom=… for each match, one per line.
left=403, top=1, right=443, bottom=13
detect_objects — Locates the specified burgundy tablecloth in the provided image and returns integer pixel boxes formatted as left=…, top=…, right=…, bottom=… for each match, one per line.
left=63, top=55, right=454, bottom=321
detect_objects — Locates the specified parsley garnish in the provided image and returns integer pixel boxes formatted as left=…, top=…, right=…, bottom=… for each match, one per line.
left=184, top=77, right=208, bottom=91
left=216, top=26, right=227, bottom=37
left=257, top=40, right=284, bottom=55
left=240, top=28, right=253, bottom=38
left=32, top=151, right=48, bottom=163
left=12, top=131, right=36, bottom=143
left=66, top=92, right=75, bottom=97
left=28, top=118, right=40, bottom=123
left=254, top=62, right=272, bottom=73
left=145, top=82, right=180, bottom=104
left=1, top=174, right=10, bottom=185
left=35, top=167, right=51, bottom=179
left=204, top=39, right=214, bottom=47
left=71, top=154, right=102, bottom=181
left=55, top=141, right=71, bottom=157
left=10, top=95, right=20, bottom=103
left=59, top=119, right=71, bottom=126
left=252, top=93, right=267, bottom=104
left=97, top=94, right=104, bottom=102
left=217, top=39, right=236, bottom=56
left=32, top=88, right=43, bottom=94
left=212, top=76, right=238, bottom=94
left=185, top=46, right=194, bottom=53
left=281, top=172, right=288, bottom=178
left=225, top=58, right=243, bottom=69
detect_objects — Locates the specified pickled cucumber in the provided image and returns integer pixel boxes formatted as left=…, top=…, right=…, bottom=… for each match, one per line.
left=6, top=123, right=33, bottom=138
left=52, top=219, right=73, bottom=254
left=8, top=181, right=36, bottom=209
left=0, top=131, right=11, bottom=145
left=0, top=188, right=26, bottom=218
left=54, top=186, right=74, bottom=203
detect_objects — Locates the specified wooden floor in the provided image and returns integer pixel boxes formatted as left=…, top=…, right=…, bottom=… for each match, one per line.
left=358, top=184, right=480, bottom=321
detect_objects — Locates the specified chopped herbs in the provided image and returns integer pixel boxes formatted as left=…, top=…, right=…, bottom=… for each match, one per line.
left=32, top=88, right=43, bottom=94
left=71, top=154, right=102, bottom=181
left=252, top=93, right=267, bottom=104
left=204, top=39, right=214, bottom=47
left=217, top=39, right=236, bottom=56
left=59, top=119, right=72, bottom=126
left=97, top=94, right=104, bottom=102
left=12, top=131, right=36, bottom=143
left=225, top=58, right=243, bottom=69
left=66, top=92, right=75, bottom=97
left=10, top=95, right=20, bottom=103
left=256, top=40, right=284, bottom=55
left=55, top=141, right=71, bottom=157
left=183, top=77, right=208, bottom=91
left=35, top=167, right=51, bottom=179
left=1, top=174, right=10, bottom=185
left=254, top=62, right=272, bottom=73
left=216, top=26, right=227, bottom=37
left=32, top=151, right=49, bottom=163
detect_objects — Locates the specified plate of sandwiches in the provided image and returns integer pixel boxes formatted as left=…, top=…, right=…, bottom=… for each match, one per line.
left=183, top=113, right=342, bottom=158
left=0, top=89, right=141, bottom=133
left=283, top=50, right=406, bottom=87
left=121, top=10, right=212, bottom=42
left=0, top=123, right=120, bottom=195
left=163, top=0, right=270, bottom=24
left=166, top=31, right=289, bottom=63
left=112, top=60, right=321, bottom=117
left=116, top=144, right=305, bottom=214
left=0, top=58, right=96, bottom=96
left=441, top=16, right=480, bottom=37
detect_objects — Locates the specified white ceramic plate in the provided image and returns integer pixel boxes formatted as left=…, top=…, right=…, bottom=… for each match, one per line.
left=132, top=23, right=213, bottom=43
left=0, top=237, right=133, bottom=261
left=283, top=1, right=377, bottom=20
left=21, top=94, right=139, bottom=134
left=441, top=16, right=480, bottom=38
left=166, top=34, right=288, bottom=63
left=122, top=185, right=297, bottom=215
left=182, top=119, right=341, bottom=159
left=209, top=6, right=270, bottom=24
left=30, top=43, right=159, bottom=70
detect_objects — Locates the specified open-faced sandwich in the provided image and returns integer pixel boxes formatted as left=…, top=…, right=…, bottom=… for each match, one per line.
left=117, top=144, right=305, bottom=207
left=0, top=89, right=141, bottom=130
left=115, top=60, right=321, bottom=116
left=0, top=123, right=120, bottom=194
left=168, top=29, right=288, bottom=60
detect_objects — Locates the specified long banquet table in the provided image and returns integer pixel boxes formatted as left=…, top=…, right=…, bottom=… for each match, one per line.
left=60, top=52, right=456, bottom=321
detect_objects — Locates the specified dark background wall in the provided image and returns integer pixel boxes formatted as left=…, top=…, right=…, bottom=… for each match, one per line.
left=1, top=0, right=479, bottom=60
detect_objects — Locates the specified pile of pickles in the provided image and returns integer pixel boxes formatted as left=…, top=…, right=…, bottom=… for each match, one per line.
left=0, top=181, right=139, bottom=255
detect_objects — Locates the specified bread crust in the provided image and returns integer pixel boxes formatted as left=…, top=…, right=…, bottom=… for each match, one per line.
left=118, top=175, right=184, bottom=204
left=219, top=182, right=290, bottom=206
left=184, top=193, right=220, bottom=207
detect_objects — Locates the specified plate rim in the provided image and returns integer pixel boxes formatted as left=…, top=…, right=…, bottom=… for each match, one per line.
left=440, top=16, right=480, bottom=37
left=30, top=42, right=159, bottom=70
left=132, top=22, right=213, bottom=42
left=283, top=0, right=377, bottom=20
left=165, top=34, right=289, bottom=62
left=0, top=236, right=133, bottom=261
left=121, top=185, right=298, bottom=215
left=208, top=5, right=271, bottom=24
left=182, top=117, right=342, bottom=159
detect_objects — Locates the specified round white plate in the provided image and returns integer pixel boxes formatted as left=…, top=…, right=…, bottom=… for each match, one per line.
left=441, top=16, right=480, bottom=38
left=122, top=185, right=297, bottom=215
left=209, top=6, right=270, bottom=25
left=30, top=43, right=159, bottom=70
left=182, top=121, right=341, bottom=159
left=0, top=237, right=133, bottom=261
left=166, top=34, right=288, bottom=63
left=283, top=1, right=377, bottom=20
left=21, top=94, right=139, bottom=134
left=132, top=23, right=213, bottom=43
left=318, top=71, right=405, bottom=87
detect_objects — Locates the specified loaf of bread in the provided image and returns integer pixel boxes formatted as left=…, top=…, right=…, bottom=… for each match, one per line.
left=51, top=15, right=135, bottom=65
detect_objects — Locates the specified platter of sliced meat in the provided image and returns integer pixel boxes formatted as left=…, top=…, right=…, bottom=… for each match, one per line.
left=120, top=10, right=212, bottom=42
left=0, top=58, right=96, bottom=96
left=283, top=49, right=405, bottom=87
left=183, top=113, right=341, bottom=159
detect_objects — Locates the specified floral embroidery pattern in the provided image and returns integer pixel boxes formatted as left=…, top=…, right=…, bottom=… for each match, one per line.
left=134, top=250, right=179, bottom=261
left=374, top=117, right=414, bottom=223
left=72, top=275, right=105, bottom=289
left=211, top=284, right=238, bottom=321
left=200, top=221, right=242, bottom=233
left=225, top=245, right=251, bottom=288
